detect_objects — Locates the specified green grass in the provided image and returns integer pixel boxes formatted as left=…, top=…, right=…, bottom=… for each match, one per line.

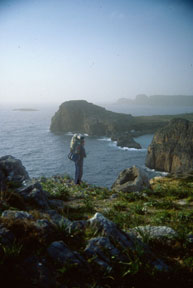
left=1, top=174, right=193, bottom=287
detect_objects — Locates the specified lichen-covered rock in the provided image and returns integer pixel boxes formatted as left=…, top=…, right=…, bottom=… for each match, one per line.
left=45, top=210, right=72, bottom=229
left=111, top=165, right=150, bottom=193
left=129, top=225, right=177, bottom=240
left=1, top=210, right=34, bottom=220
left=89, top=213, right=136, bottom=249
left=85, top=237, right=123, bottom=270
left=16, top=181, right=50, bottom=209
left=88, top=213, right=168, bottom=272
left=146, top=118, right=193, bottom=173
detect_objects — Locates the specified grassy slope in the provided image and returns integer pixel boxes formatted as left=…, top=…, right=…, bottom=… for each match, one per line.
left=1, top=174, right=193, bottom=287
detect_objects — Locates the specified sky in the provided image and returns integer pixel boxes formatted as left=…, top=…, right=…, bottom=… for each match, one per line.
left=0, top=0, right=193, bottom=104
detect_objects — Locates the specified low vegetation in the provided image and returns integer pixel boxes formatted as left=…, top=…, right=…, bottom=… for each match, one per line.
left=0, top=174, right=193, bottom=287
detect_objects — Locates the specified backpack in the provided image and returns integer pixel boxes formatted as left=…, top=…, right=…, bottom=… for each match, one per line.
left=68, top=134, right=81, bottom=161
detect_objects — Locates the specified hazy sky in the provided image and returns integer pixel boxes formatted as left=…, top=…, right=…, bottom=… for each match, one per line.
left=0, top=0, right=193, bottom=104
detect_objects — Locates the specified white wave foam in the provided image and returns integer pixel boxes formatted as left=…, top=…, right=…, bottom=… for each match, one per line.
left=109, top=141, right=147, bottom=151
left=98, top=137, right=111, bottom=141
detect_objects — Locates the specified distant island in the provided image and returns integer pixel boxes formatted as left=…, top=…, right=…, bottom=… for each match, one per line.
left=116, top=94, right=193, bottom=106
left=13, top=108, right=39, bottom=111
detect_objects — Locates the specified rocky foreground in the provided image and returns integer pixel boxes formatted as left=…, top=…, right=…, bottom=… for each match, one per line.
left=1, top=156, right=193, bottom=287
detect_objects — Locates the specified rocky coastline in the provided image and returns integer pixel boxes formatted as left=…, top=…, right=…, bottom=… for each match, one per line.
left=50, top=100, right=193, bottom=150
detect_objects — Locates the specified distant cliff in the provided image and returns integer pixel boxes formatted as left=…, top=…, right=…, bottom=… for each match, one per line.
left=145, top=118, right=193, bottom=173
left=50, top=100, right=136, bottom=136
left=50, top=100, right=142, bottom=148
left=50, top=100, right=193, bottom=149
left=116, top=95, right=193, bottom=106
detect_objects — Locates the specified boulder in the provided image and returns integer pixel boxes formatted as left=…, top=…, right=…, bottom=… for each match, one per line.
left=0, top=155, right=30, bottom=190
left=88, top=213, right=168, bottom=272
left=16, top=181, right=50, bottom=209
left=1, top=210, right=34, bottom=220
left=45, top=210, right=72, bottom=229
left=129, top=225, right=177, bottom=240
left=47, top=240, right=85, bottom=266
left=112, top=133, right=141, bottom=149
left=146, top=118, right=193, bottom=173
left=111, top=166, right=150, bottom=193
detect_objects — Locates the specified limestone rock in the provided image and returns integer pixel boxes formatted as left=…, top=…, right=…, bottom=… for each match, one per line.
left=129, top=225, right=177, bottom=240
left=47, top=240, right=85, bottom=266
left=88, top=213, right=168, bottom=272
left=111, top=165, right=150, bottom=193
left=16, top=181, right=50, bottom=209
left=89, top=213, right=136, bottom=249
left=146, top=118, right=193, bottom=173
left=0, top=155, right=30, bottom=190
left=1, top=210, right=34, bottom=220
left=46, top=210, right=72, bottom=229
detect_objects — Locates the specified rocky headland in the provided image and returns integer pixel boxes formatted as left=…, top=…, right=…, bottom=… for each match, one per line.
left=146, top=118, right=193, bottom=173
left=1, top=155, right=193, bottom=287
left=50, top=100, right=193, bottom=149
left=50, top=100, right=142, bottom=149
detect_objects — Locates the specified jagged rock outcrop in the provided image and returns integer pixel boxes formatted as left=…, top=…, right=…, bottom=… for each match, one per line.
left=0, top=155, right=30, bottom=190
left=111, top=165, right=150, bottom=192
left=145, top=118, right=193, bottom=173
left=112, top=133, right=142, bottom=149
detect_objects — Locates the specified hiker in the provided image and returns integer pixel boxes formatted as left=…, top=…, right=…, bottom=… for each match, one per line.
left=69, top=134, right=86, bottom=184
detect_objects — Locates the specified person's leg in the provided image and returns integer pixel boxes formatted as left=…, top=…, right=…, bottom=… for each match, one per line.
left=78, top=161, right=83, bottom=183
left=75, top=161, right=80, bottom=184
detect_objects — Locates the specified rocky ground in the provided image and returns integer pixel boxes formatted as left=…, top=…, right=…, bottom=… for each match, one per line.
left=1, top=156, right=193, bottom=287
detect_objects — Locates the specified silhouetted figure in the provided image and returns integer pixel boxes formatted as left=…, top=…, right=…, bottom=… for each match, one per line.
left=69, top=134, right=86, bottom=184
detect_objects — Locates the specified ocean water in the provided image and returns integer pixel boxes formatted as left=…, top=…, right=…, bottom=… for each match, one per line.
left=0, top=103, right=192, bottom=188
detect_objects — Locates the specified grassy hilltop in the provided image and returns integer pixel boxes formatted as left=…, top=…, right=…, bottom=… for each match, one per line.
left=1, top=173, right=193, bottom=287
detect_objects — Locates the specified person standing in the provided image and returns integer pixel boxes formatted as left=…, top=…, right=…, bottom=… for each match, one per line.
left=69, top=134, right=86, bottom=184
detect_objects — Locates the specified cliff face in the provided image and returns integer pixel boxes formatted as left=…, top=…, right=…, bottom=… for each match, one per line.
left=50, top=100, right=133, bottom=136
left=145, top=118, right=193, bottom=173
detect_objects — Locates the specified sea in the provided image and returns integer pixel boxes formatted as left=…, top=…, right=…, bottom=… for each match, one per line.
left=1, top=102, right=193, bottom=188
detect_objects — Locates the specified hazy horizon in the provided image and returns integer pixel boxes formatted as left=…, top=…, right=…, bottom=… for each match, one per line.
left=0, top=0, right=193, bottom=104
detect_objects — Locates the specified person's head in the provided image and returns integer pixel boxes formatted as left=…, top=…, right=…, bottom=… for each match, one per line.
left=77, top=134, right=85, bottom=144
left=80, top=135, right=85, bottom=144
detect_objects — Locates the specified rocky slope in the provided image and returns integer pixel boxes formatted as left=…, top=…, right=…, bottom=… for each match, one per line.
left=1, top=155, right=193, bottom=287
left=145, top=118, right=193, bottom=173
